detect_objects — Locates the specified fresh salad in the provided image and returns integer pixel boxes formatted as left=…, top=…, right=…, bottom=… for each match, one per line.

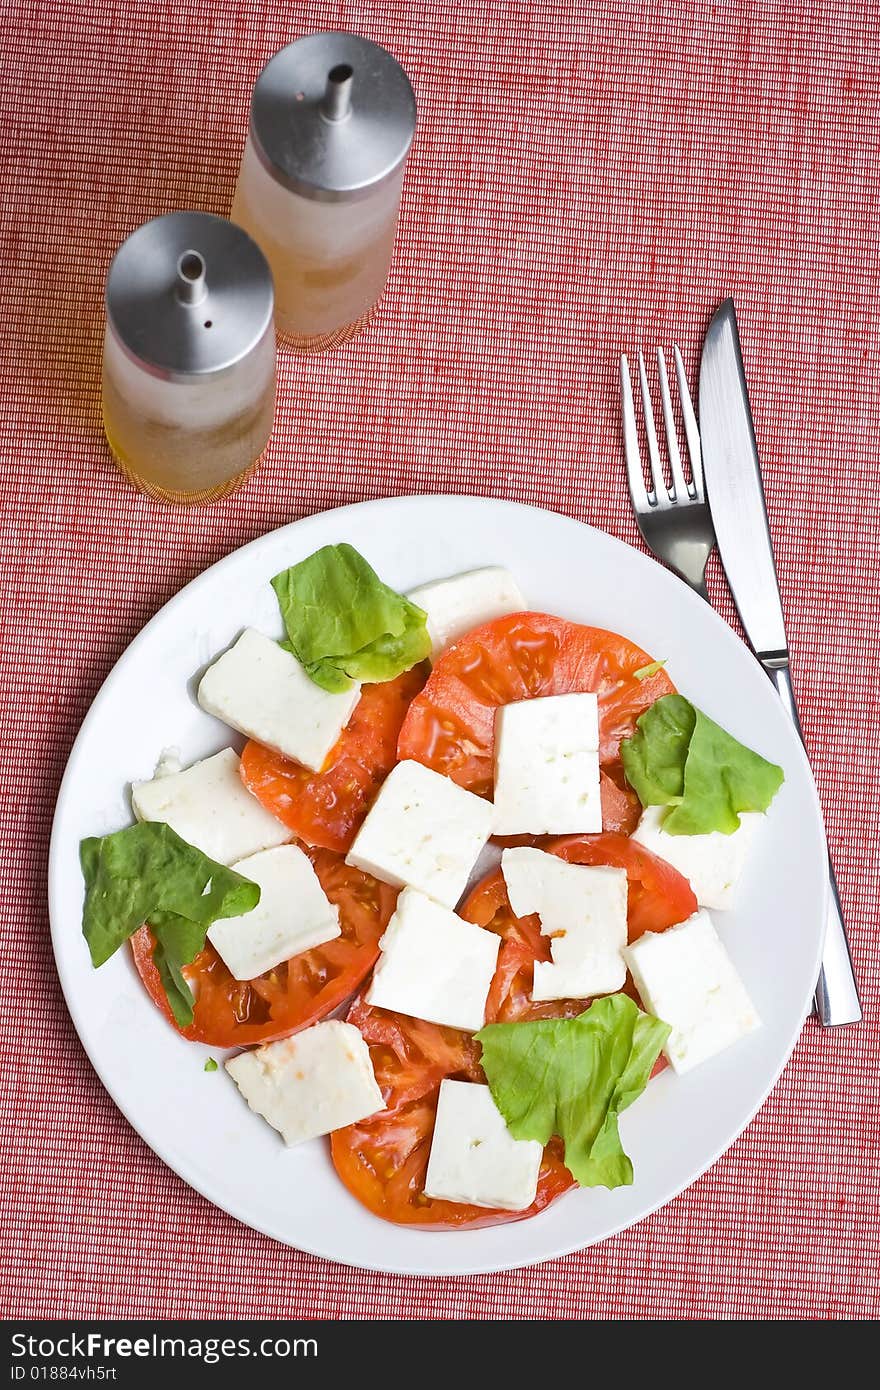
left=80, top=544, right=784, bottom=1230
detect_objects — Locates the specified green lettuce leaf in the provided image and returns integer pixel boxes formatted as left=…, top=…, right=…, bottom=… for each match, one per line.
left=149, top=915, right=214, bottom=1029
left=150, top=924, right=197, bottom=1028
left=621, top=692, right=695, bottom=804
left=633, top=658, right=667, bottom=681
left=272, top=543, right=431, bottom=693
left=621, top=693, right=784, bottom=835
left=476, top=995, right=670, bottom=1189
left=80, top=822, right=260, bottom=1025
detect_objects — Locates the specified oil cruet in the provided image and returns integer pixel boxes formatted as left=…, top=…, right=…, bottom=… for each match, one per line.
left=102, top=211, right=276, bottom=504
left=232, top=33, right=417, bottom=352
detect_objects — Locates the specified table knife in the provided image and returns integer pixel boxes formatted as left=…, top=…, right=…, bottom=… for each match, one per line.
left=698, top=298, right=861, bottom=1026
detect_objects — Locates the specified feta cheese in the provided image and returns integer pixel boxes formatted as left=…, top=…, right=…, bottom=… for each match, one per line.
left=623, top=910, right=760, bottom=1075
left=225, top=1019, right=383, bottom=1146
left=131, top=747, right=289, bottom=865
left=153, top=747, right=182, bottom=779
left=366, top=888, right=500, bottom=1031
left=493, top=693, right=602, bottom=835
left=197, top=628, right=361, bottom=773
left=346, top=760, right=493, bottom=908
left=502, top=847, right=628, bottom=1000
left=407, top=567, right=526, bottom=658
left=207, top=844, right=340, bottom=980
left=423, top=1080, right=543, bottom=1211
left=632, top=805, right=763, bottom=910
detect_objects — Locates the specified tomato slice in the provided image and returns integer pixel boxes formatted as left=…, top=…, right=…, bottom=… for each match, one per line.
left=131, top=847, right=398, bottom=1048
left=330, top=994, right=574, bottom=1230
left=548, top=833, right=697, bottom=943
left=599, top=768, right=642, bottom=836
left=240, top=666, right=426, bottom=853
left=331, top=834, right=693, bottom=1228
left=396, top=612, right=674, bottom=800
left=468, top=833, right=698, bottom=1025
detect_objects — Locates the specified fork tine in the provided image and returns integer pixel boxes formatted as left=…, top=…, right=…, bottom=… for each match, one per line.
left=673, top=344, right=704, bottom=501
left=620, top=355, right=652, bottom=510
left=656, top=347, right=689, bottom=501
left=637, top=349, right=668, bottom=505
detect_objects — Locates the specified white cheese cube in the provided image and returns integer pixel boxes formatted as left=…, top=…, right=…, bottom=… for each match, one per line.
left=153, top=747, right=183, bottom=779
left=366, top=888, right=500, bottom=1031
left=493, top=693, right=602, bottom=835
left=502, top=846, right=628, bottom=1000
left=207, top=844, right=340, bottom=981
left=407, top=567, right=526, bottom=658
left=423, top=1080, right=542, bottom=1211
left=623, top=910, right=760, bottom=1075
left=225, top=1019, right=384, bottom=1146
left=197, top=628, right=361, bottom=773
left=346, top=760, right=493, bottom=908
left=632, top=805, right=763, bottom=910
left=131, top=747, right=289, bottom=865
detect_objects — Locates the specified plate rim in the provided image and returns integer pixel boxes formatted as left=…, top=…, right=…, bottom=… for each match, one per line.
left=48, top=493, right=829, bottom=1275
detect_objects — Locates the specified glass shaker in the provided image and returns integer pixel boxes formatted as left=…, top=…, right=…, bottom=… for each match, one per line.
left=102, top=211, right=276, bottom=504
left=232, top=33, right=417, bottom=352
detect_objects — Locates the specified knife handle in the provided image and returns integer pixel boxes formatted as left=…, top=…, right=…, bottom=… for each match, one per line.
left=762, top=660, right=862, bottom=1026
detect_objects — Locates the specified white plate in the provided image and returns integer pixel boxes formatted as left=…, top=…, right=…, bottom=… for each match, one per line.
left=49, top=496, right=828, bottom=1275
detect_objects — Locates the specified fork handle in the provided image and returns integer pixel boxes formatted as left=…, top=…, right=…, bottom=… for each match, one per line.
left=762, top=660, right=862, bottom=1026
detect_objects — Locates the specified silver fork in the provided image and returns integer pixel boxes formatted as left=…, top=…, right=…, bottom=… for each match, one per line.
left=621, top=347, right=714, bottom=598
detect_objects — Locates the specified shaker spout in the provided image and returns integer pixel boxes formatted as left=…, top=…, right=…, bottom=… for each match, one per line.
left=321, top=63, right=354, bottom=122
left=175, top=250, right=207, bottom=306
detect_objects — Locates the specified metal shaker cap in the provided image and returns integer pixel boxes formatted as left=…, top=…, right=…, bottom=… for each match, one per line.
left=249, top=32, right=417, bottom=203
left=105, top=212, right=274, bottom=379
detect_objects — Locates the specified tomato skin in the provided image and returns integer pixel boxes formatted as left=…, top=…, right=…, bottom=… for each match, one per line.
left=331, top=833, right=695, bottom=1228
left=240, top=666, right=426, bottom=853
left=397, top=612, right=675, bottom=798
left=130, top=847, right=398, bottom=1048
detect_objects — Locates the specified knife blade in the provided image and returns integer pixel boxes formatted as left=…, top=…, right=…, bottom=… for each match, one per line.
left=699, top=298, right=861, bottom=1026
left=698, top=300, right=787, bottom=660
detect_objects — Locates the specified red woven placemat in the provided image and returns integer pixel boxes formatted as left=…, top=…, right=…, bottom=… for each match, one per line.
left=2, top=0, right=877, bottom=1320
